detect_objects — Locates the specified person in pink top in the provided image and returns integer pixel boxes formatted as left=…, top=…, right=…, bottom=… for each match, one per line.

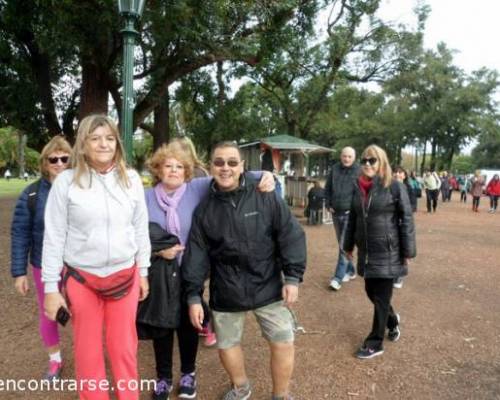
left=486, top=174, right=500, bottom=213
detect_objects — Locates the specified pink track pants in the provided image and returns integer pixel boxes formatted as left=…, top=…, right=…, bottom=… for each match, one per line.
left=66, top=267, right=140, bottom=400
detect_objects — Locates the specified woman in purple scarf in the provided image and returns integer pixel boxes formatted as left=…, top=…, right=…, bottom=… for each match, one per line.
left=144, top=143, right=274, bottom=400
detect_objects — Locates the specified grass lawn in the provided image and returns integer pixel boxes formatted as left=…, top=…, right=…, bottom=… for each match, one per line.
left=0, top=178, right=36, bottom=198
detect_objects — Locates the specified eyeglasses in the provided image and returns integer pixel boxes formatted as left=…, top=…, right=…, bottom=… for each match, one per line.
left=212, top=158, right=240, bottom=167
left=360, top=157, right=378, bottom=166
left=47, top=156, right=69, bottom=164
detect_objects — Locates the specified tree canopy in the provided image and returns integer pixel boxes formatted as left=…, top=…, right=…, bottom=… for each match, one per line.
left=0, top=0, right=499, bottom=172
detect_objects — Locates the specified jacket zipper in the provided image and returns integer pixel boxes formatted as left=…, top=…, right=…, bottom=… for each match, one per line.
left=100, top=175, right=111, bottom=267
left=360, top=186, right=373, bottom=265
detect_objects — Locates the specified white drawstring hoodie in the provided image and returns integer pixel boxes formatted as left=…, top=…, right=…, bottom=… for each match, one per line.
left=42, top=168, right=151, bottom=293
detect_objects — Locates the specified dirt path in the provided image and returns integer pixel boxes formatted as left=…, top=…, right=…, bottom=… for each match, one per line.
left=1, top=195, right=500, bottom=399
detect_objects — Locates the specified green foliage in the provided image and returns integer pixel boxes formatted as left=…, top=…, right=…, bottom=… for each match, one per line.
left=132, top=132, right=153, bottom=173
left=1, top=0, right=498, bottom=171
left=450, top=155, right=474, bottom=174
left=0, top=127, right=40, bottom=173
left=383, top=44, right=499, bottom=170
left=471, top=126, right=500, bottom=169
left=0, top=127, right=18, bottom=169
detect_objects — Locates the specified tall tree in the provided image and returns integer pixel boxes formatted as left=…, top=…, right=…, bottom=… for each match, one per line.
left=1, top=0, right=319, bottom=148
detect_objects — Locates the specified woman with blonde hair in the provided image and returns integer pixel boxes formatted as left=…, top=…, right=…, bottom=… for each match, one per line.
left=42, top=114, right=151, bottom=400
left=11, top=135, right=72, bottom=380
left=344, top=144, right=416, bottom=359
left=169, top=136, right=208, bottom=177
left=141, top=142, right=275, bottom=399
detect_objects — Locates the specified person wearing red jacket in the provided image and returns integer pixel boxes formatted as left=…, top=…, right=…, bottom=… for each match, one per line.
left=486, top=174, right=500, bottom=213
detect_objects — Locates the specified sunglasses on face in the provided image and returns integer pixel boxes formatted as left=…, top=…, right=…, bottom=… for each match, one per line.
left=47, top=156, right=69, bottom=165
left=360, top=157, right=378, bottom=166
left=212, top=158, right=240, bottom=167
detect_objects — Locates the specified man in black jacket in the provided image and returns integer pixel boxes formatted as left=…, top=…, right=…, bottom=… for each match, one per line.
left=183, top=142, right=306, bottom=400
left=324, top=146, right=361, bottom=290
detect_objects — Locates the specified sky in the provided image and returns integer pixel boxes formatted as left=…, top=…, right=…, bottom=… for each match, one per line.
left=379, top=0, right=500, bottom=74
left=377, top=0, right=500, bottom=153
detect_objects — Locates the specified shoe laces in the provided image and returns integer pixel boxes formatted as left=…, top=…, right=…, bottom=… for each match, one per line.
left=155, top=379, right=172, bottom=394
left=180, top=373, right=195, bottom=388
left=224, top=384, right=250, bottom=400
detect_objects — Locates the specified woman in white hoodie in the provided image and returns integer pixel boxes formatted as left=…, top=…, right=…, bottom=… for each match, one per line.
left=42, top=114, right=150, bottom=400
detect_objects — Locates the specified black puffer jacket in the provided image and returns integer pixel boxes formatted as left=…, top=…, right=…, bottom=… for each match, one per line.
left=343, top=178, right=416, bottom=279
left=136, top=223, right=181, bottom=339
left=182, top=176, right=306, bottom=312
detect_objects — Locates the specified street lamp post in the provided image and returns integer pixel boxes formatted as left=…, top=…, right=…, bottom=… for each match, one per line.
left=117, top=0, right=145, bottom=163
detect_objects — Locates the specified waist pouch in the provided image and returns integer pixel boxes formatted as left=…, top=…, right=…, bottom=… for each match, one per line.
left=63, top=265, right=136, bottom=306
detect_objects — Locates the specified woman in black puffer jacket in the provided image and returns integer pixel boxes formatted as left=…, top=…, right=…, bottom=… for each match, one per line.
left=344, top=145, right=416, bottom=359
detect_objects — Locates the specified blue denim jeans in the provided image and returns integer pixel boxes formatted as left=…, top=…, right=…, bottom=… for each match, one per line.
left=332, top=211, right=355, bottom=283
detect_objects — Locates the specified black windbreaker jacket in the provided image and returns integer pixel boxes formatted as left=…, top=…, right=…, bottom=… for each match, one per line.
left=343, top=178, right=416, bottom=279
left=136, top=223, right=181, bottom=339
left=182, top=176, right=306, bottom=312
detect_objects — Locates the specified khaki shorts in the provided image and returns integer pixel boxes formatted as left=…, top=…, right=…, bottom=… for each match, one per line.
left=212, top=301, right=295, bottom=349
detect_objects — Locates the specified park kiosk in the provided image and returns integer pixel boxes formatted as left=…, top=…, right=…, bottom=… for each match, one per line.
left=239, top=134, right=333, bottom=209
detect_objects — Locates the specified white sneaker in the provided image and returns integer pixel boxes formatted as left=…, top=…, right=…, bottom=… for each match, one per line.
left=342, top=272, right=356, bottom=282
left=329, top=279, right=341, bottom=291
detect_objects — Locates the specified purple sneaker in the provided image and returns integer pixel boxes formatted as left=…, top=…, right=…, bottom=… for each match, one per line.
left=153, top=378, right=172, bottom=400
left=178, top=373, right=197, bottom=398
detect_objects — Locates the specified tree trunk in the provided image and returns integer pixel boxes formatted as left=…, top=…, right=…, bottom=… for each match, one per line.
left=216, top=61, right=226, bottom=108
left=430, top=138, right=437, bottom=171
left=420, top=139, right=427, bottom=174
left=79, top=60, right=109, bottom=119
left=395, top=144, right=402, bottom=165
left=444, top=146, right=457, bottom=171
left=30, top=52, right=61, bottom=136
left=287, top=118, right=297, bottom=136
left=17, top=131, right=26, bottom=178
left=152, top=89, right=170, bottom=151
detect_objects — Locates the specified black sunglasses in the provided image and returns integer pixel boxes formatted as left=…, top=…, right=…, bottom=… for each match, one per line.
left=212, top=158, right=240, bottom=167
left=47, top=156, right=69, bottom=164
left=360, top=157, right=378, bottom=166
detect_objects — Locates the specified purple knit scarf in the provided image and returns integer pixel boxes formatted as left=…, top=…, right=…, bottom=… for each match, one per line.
left=154, top=182, right=187, bottom=245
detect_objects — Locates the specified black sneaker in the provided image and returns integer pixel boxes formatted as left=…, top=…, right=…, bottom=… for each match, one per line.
left=388, top=313, right=401, bottom=342
left=152, top=378, right=172, bottom=400
left=355, top=346, right=384, bottom=359
left=178, top=373, right=196, bottom=399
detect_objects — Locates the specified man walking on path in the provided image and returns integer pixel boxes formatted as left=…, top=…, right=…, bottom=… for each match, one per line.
left=183, top=141, right=306, bottom=400
left=324, top=146, right=360, bottom=291
left=423, top=169, right=441, bottom=213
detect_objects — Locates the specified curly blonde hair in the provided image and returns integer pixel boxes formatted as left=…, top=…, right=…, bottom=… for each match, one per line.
left=147, top=143, right=194, bottom=186
left=169, top=137, right=208, bottom=175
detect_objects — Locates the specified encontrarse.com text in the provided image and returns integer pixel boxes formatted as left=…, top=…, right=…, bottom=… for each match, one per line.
left=0, top=378, right=157, bottom=392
